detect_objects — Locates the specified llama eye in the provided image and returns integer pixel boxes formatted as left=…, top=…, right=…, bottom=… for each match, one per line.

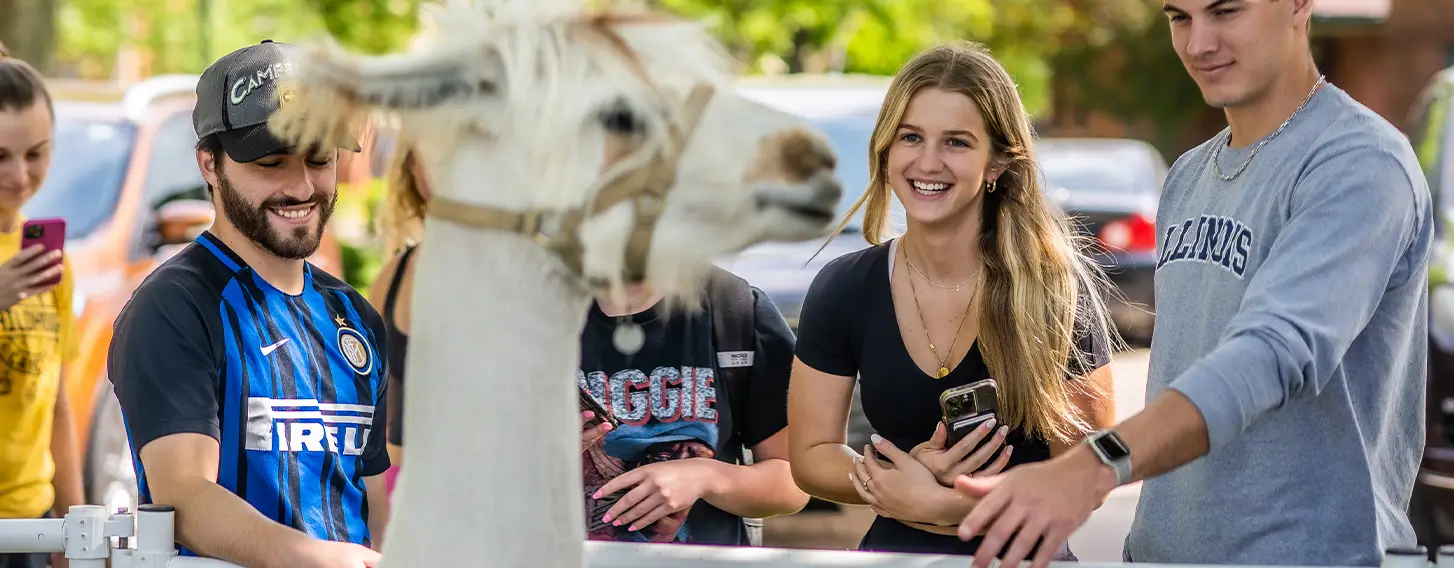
left=599, top=104, right=644, bottom=135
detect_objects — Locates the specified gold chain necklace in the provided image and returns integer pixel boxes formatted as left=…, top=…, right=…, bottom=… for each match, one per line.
left=905, top=254, right=975, bottom=291
left=904, top=247, right=980, bottom=379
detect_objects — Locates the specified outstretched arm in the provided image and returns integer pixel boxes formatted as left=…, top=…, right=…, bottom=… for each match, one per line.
left=955, top=143, right=1430, bottom=568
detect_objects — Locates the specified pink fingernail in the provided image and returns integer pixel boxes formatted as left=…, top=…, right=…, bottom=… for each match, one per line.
left=602, top=424, right=613, bottom=431
left=628, top=525, right=638, bottom=531
left=592, top=491, right=603, bottom=499
left=612, top=520, right=623, bottom=526
left=602, top=514, right=612, bottom=523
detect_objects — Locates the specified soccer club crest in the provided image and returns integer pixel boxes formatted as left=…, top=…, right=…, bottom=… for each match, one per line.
left=334, top=316, right=373, bottom=375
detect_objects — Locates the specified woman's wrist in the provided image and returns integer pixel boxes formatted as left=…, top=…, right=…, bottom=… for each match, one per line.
left=919, top=483, right=972, bottom=526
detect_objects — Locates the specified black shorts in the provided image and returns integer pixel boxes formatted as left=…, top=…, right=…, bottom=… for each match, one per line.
left=0, top=552, right=48, bottom=568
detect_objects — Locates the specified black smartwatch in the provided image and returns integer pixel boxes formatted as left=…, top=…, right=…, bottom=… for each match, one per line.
left=1085, top=430, right=1133, bottom=486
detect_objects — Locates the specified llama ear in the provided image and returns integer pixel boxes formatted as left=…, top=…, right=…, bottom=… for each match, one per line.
left=270, top=39, right=504, bottom=150
left=293, top=38, right=502, bottom=111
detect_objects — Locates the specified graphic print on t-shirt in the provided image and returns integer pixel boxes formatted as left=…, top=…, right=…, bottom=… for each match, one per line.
left=577, top=364, right=719, bottom=543
left=1157, top=214, right=1257, bottom=277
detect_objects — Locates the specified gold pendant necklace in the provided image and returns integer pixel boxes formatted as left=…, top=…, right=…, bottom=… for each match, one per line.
left=904, top=246, right=979, bottom=379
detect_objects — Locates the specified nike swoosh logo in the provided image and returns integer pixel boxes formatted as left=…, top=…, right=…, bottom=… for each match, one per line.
left=261, top=338, right=291, bottom=356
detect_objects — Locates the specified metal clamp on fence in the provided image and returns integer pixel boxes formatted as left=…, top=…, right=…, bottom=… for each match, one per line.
left=0, top=504, right=242, bottom=568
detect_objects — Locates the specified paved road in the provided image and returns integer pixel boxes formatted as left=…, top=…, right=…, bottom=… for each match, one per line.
left=1066, top=347, right=1149, bottom=562
left=763, top=348, right=1153, bottom=561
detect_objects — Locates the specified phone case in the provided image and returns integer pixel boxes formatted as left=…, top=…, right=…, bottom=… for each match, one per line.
left=19, top=218, right=65, bottom=288
left=579, top=387, right=620, bottom=429
left=940, top=378, right=999, bottom=447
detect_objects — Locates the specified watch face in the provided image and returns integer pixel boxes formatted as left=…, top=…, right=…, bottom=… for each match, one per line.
left=1096, top=433, right=1130, bottom=461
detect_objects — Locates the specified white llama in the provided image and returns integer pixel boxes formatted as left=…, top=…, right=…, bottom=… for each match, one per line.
left=269, top=1, right=843, bottom=566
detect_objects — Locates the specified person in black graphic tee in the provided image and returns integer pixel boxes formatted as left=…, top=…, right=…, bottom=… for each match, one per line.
left=372, top=145, right=806, bottom=545
left=578, top=272, right=806, bottom=545
left=788, top=42, right=1119, bottom=559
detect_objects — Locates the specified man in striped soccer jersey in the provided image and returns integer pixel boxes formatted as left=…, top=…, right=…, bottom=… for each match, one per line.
left=107, top=40, right=389, bottom=568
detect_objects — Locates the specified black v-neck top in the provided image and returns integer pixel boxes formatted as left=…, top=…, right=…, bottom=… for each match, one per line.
left=794, top=239, right=1111, bottom=557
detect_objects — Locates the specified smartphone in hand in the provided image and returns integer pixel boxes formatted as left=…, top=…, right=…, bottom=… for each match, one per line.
left=939, top=378, right=999, bottom=448
left=579, top=387, right=620, bottom=430
left=20, top=218, right=65, bottom=287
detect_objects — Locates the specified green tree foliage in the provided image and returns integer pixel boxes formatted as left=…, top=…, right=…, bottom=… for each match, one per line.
left=655, top=0, right=1149, bottom=117
left=1051, top=4, right=1210, bottom=155
left=54, top=0, right=418, bottom=78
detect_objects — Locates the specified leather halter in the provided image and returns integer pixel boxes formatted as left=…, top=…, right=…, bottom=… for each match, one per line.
left=424, top=84, right=716, bottom=284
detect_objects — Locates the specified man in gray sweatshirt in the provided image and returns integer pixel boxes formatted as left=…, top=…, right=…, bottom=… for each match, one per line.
left=953, top=2, right=1431, bottom=568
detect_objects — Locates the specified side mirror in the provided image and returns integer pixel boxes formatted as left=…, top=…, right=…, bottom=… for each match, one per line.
left=156, top=199, right=214, bottom=247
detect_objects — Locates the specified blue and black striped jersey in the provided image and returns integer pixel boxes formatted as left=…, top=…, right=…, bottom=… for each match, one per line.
left=108, top=231, right=390, bottom=552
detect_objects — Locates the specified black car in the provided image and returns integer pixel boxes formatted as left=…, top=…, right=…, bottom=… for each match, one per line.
left=1036, top=137, right=1167, bottom=346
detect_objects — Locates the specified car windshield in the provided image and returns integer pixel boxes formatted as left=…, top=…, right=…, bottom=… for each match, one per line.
left=23, top=117, right=136, bottom=240
left=1035, top=143, right=1160, bottom=193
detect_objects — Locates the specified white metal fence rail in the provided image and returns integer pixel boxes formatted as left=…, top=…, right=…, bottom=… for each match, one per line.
left=0, top=505, right=1445, bottom=568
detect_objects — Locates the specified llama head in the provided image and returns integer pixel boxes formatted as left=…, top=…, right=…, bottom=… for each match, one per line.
left=270, top=0, right=842, bottom=300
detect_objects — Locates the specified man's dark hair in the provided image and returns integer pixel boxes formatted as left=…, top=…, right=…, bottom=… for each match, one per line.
left=0, top=42, right=54, bottom=120
left=196, top=134, right=225, bottom=195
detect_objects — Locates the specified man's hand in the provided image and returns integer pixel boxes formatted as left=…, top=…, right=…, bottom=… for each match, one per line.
left=954, top=446, right=1118, bottom=568
left=591, top=458, right=716, bottom=531
left=286, top=539, right=382, bottom=568
left=851, top=434, right=959, bottom=526
left=910, top=420, right=1012, bottom=486
left=50, top=552, right=68, bottom=568
left=0, top=246, right=61, bottom=310
left=580, top=410, right=613, bottom=451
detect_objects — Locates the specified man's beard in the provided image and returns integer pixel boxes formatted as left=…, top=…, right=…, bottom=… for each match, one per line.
left=215, top=173, right=337, bottom=260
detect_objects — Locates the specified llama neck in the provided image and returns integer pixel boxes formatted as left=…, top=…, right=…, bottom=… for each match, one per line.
left=383, top=220, right=593, bottom=568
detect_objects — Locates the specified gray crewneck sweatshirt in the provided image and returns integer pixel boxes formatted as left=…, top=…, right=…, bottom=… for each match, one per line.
left=1125, top=84, right=1432, bottom=566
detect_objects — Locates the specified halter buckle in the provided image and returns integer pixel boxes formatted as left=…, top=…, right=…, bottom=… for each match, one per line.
left=523, top=210, right=573, bottom=249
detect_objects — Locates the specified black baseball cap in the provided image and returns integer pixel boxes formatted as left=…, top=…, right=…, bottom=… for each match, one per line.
left=193, top=40, right=359, bottom=163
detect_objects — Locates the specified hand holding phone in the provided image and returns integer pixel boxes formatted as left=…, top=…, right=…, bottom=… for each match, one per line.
left=905, top=379, right=1012, bottom=486
left=0, top=218, right=66, bottom=310
left=579, top=388, right=618, bottom=450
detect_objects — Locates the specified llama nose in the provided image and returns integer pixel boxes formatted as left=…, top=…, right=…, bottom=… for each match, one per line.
left=778, top=128, right=837, bottom=183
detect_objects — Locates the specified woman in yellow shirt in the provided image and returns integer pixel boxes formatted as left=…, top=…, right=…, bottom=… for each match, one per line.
left=0, top=46, right=83, bottom=568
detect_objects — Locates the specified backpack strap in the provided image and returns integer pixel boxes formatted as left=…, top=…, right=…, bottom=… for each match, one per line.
left=382, top=245, right=418, bottom=326
left=705, top=266, right=763, bottom=546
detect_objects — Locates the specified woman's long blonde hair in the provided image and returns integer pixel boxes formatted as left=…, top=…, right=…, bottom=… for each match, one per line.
left=377, top=147, right=429, bottom=254
left=832, top=42, right=1122, bottom=445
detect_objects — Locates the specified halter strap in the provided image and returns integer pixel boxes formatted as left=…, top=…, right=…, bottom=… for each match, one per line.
left=424, top=83, right=716, bottom=283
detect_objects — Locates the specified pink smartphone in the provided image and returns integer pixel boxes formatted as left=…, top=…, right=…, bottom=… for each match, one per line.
left=20, top=218, right=65, bottom=287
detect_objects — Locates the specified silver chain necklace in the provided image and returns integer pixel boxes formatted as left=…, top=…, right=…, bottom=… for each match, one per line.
left=1210, top=75, right=1326, bottom=182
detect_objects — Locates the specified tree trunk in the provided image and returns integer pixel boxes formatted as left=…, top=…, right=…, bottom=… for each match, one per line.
left=786, top=28, right=809, bottom=74
left=0, top=0, right=58, bottom=74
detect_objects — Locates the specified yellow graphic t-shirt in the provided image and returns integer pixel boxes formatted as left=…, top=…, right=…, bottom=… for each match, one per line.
left=0, top=228, right=78, bottom=519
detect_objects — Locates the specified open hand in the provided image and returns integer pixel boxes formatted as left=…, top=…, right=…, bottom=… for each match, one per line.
left=0, top=246, right=61, bottom=311
left=580, top=410, right=613, bottom=451
left=911, top=419, right=1012, bottom=486
left=591, top=458, right=715, bottom=531
left=850, top=434, right=956, bottom=526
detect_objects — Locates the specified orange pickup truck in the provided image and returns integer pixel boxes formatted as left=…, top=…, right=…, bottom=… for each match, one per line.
left=38, top=75, right=366, bottom=513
